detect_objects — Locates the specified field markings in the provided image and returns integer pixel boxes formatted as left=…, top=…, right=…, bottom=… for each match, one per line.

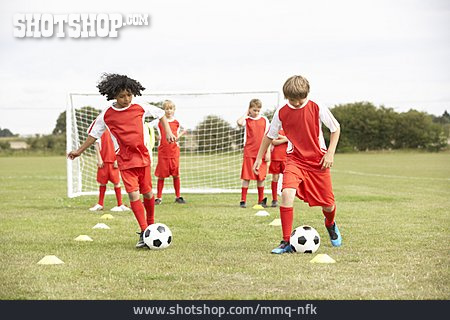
left=333, top=169, right=450, bottom=181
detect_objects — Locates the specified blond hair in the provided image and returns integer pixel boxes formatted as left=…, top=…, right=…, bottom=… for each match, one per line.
left=162, top=100, right=175, bottom=109
left=249, top=98, right=262, bottom=109
left=283, top=75, right=310, bottom=99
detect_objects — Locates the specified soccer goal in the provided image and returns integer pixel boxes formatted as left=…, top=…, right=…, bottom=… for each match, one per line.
left=67, top=91, right=280, bottom=198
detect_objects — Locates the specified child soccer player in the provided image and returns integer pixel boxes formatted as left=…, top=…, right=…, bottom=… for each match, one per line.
left=89, top=128, right=130, bottom=212
left=237, top=99, right=270, bottom=208
left=268, top=129, right=288, bottom=208
left=253, top=75, right=342, bottom=254
left=154, top=100, right=187, bottom=204
left=67, top=73, right=176, bottom=248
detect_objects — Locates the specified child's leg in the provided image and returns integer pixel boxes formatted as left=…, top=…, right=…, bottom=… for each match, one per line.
left=157, top=178, right=164, bottom=199
left=113, top=183, right=123, bottom=206
left=128, top=191, right=147, bottom=231
left=280, top=188, right=296, bottom=242
left=173, top=176, right=181, bottom=198
left=98, top=184, right=107, bottom=206
left=257, top=179, right=265, bottom=203
left=271, top=174, right=279, bottom=201
left=241, top=180, right=249, bottom=202
left=322, top=204, right=336, bottom=227
left=143, top=191, right=155, bottom=225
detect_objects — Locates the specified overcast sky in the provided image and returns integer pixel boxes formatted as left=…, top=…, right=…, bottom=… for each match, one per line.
left=0, top=0, right=449, bottom=135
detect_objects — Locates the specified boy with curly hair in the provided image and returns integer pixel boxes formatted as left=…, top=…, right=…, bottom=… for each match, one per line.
left=68, top=73, right=176, bottom=248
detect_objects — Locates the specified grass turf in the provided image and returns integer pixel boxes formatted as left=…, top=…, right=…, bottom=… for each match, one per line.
left=0, top=152, right=448, bottom=299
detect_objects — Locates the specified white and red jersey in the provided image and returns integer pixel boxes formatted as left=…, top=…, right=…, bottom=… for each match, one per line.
left=243, top=115, right=269, bottom=158
left=271, top=129, right=288, bottom=162
left=267, top=100, right=340, bottom=172
left=157, top=118, right=182, bottom=159
left=97, top=129, right=116, bottom=163
left=88, top=103, right=165, bottom=170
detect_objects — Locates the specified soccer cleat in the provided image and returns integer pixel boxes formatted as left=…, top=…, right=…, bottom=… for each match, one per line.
left=89, top=204, right=103, bottom=211
left=271, top=240, right=293, bottom=254
left=175, top=197, right=186, bottom=204
left=135, top=231, right=147, bottom=248
left=155, top=198, right=162, bottom=205
left=325, top=221, right=342, bottom=247
left=119, top=204, right=131, bottom=211
left=110, top=206, right=123, bottom=212
left=239, top=201, right=246, bottom=208
left=271, top=200, right=278, bottom=208
left=258, top=197, right=268, bottom=208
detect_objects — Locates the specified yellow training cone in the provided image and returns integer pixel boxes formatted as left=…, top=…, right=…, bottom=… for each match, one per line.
left=37, top=255, right=64, bottom=265
left=252, top=204, right=264, bottom=209
left=310, top=254, right=336, bottom=264
left=269, top=218, right=281, bottom=226
left=74, top=235, right=93, bottom=241
left=100, top=214, right=114, bottom=220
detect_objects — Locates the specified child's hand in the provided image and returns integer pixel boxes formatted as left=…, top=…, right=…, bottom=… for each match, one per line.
left=113, top=161, right=118, bottom=169
left=67, top=150, right=80, bottom=160
left=97, top=160, right=104, bottom=168
left=253, top=158, right=262, bottom=175
left=319, top=152, right=334, bottom=170
left=166, top=132, right=176, bottom=143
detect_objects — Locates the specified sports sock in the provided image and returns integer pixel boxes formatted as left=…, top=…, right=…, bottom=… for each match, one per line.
left=114, top=187, right=123, bottom=206
left=271, top=181, right=278, bottom=201
left=280, top=206, right=294, bottom=242
left=98, top=185, right=106, bottom=206
left=130, top=199, right=148, bottom=231
left=241, top=187, right=248, bottom=202
left=257, top=186, right=264, bottom=203
left=157, top=179, right=164, bottom=199
left=143, top=197, right=155, bottom=225
left=323, top=205, right=336, bottom=228
left=173, top=177, right=181, bottom=198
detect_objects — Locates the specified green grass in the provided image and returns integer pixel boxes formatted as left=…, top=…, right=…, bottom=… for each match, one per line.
left=0, top=152, right=449, bottom=300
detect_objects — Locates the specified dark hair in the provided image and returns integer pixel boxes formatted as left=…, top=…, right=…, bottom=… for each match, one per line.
left=96, top=73, right=145, bottom=100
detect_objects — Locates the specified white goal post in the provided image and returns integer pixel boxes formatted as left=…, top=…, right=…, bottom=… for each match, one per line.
left=67, top=91, right=280, bottom=198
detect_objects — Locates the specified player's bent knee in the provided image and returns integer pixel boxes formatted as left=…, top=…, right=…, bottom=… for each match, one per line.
left=322, top=205, right=335, bottom=212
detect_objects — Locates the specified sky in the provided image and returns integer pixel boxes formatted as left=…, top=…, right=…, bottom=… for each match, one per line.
left=0, top=0, right=449, bottom=135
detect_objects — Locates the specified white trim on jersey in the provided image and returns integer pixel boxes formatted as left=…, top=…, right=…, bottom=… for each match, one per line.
left=242, top=115, right=269, bottom=148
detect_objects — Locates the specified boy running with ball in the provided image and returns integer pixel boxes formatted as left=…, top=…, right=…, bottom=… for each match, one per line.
left=253, top=75, right=342, bottom=254
left=68, top=73, right=176, bottom=248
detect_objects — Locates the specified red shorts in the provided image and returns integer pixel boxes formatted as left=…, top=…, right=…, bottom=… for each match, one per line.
left=96, top=162, right=120, bottom=185
left=269, top=160, right=286, bottom=175
left=282, top=161, right=334, bottom=207
left=120, top=166, right=152, bottom=194
left=155, top=157, right=180, bottom=178
left=241, top=157, right=267, bottom=181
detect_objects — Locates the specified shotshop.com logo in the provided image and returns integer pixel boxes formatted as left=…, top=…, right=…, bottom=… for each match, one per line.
left=13, top=13, right=150, bottom=38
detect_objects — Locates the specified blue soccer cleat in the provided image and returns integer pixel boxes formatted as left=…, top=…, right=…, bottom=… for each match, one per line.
left=325, top=221, right=342, bottom=247
left=271, top=240, right=293, bottom=254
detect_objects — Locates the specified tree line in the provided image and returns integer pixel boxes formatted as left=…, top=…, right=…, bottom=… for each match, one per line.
left=0, top=102, right=448, bottom=155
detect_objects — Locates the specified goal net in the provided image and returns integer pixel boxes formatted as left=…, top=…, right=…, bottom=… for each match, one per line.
left=67, top=91, right=280, bottom=198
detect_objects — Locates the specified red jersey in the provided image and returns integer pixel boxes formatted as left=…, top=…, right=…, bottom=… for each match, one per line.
left=267, top=100, right=340, bottom=172
left=98, top=129, right=116, bottom=163
left=243, top=116, right=269, bottom=158
left=157, top=119, right=181, bottom=159
left=270, top=129, right=288, bottom=161
left=88, top=103, right=165, bottom=170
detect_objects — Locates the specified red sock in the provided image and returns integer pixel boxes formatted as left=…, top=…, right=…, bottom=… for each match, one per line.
left=157, top=179, right=164, bottom=198
left=271, top=181, right=278, bottom=201
left=280, top=206, right=294, bottom=242
left=114, top=187, right=123, bottom=206
left=173, top=177, right=181, bottom=198
left=257, top=186, right=264, bottom=202
left=241, top=187, right=248, bottom=202
left=323, top=205, right=336, bottom=228
left=130, top=199, right=148, bottom=231
left=143, top=197, right=155, bottom=225
left=98, top=185, right=106, bottom=206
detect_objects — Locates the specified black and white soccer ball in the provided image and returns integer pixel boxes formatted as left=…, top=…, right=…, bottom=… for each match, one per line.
left=143, top=223, right=172, bottom=250
left=290, top=225, right=320, bottom=253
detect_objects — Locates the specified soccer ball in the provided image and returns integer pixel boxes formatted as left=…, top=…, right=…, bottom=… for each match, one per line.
left=143, top=223, right=172, bottom=250
left=290, top=225, right=320, bottom=253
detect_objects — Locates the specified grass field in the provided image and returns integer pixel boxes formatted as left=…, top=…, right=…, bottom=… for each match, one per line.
left=0, top=152, right=449, bottom=300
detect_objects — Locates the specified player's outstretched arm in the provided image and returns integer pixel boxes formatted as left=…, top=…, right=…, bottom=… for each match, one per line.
left=159, top=116, right=176, bottom=143
left=253, top=135, right=273, bottom=174
left=67, top=136, right=97, bottom=160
